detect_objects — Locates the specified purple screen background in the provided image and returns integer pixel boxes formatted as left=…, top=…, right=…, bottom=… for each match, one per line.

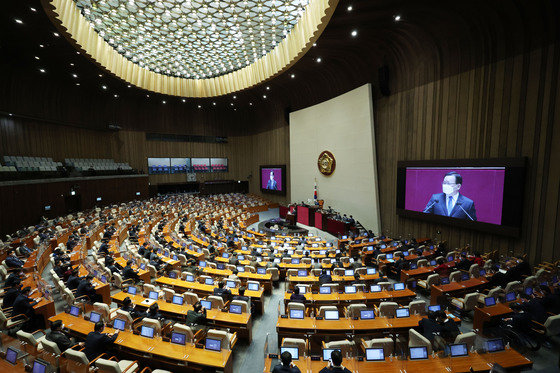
left=261, top=168, right=283, bottom=191
left=405, top=168, right=505, bottom=225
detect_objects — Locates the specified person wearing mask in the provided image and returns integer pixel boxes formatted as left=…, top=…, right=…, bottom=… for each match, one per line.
left=46, top=320, right=76, bottom=352
left=84, top=321, right=119, bottom=361
left=185, top=301, right=207, bottom=331
left=318, top=349, right=351, bottom=373
left=418, top=311, right=442, bottom=343
left=272, top=350, right=301, bottom=373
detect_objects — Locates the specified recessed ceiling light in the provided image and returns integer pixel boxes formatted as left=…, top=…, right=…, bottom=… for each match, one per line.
left=34, top=56, right=40, bottom=60
left=70, top=63, right=74, bottom=66
left=114, top=94, right=119, bottom=98
left=234, top=108, right=237, bottom=111
left=213, top=102, right=216, bottom=106
left=102, top=85, right=107, bottom=89
left=30, top=7, right=37, bottom=12
left=127, top=84, right=131, bottom=88
left=313, top=43, right=317, bottom=47
left=98, top=74, right=103, bottom=77
left=351, top=30, right=358, bottom=37
left=290, top=74, right=295, bottom=78
left=39, top=68, right=46, bottom=73
left=8, top=113, right=13, bottom=116
left=76, top=51, right=80, bottom=54
left=249, top=102, right=253, bottom=106
left=233, top=95, right=237, bottom=99
left=72, top=74, right=78, bottom=78
left=316, top=57, right=322, bottom=63
left=15, top=19, right=23, bottom=24
left=76, top=83, right=80, bottom=86
left=182, top=99, right=186, bottom=103
left=162, top=100, right=166, bottom=104
left=266, top=86, right=270, bottom=90
left=53, top=32, right=59, bottom=37
left=146, top=94, right=150, bottom=98
left=230, top=103, right=234, bottom=106
left=394, top=15, right=401, bottom=22
left=263, top=95, right=267, bottom=99
left=347, top=5, right=353, bottom=11
left=198, top=105, right=202, bottom=108
left=39, top=44, right=44, bottom=48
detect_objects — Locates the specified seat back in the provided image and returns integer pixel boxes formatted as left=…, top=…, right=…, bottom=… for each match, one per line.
left=333, top=268, right=345, bottom=276
left=95, top=358, right=122, bottom=373
left=408, top=300, right=426, bottom=315
left=172, top=323, right=196, bottom=343
left=143, top=284, right=157, bottom=297
left=463, top=293, right=480, bottom=311
left=281, top=338, right=307, bottom=357
left=287, top=302, right=305, bottom=313
left=65, top=348, right=90, bottom=373
left=324, top=339, right=355, bottom=357
left=544, top=314, right=560, bottom=336
left=206, top=329, right=233, bottom=350
left=426, top=274, right=440, bottom=288
left=142, top=318, right=162, bottom=336
left=417, top=259, right=428, bottom=267
left=266, top=267, right=279, bottom=281
left=469, top=264, right=480, bottom=278
left=449, top=271, right=462, bottom=283
left=163, top=288, right=175, bottom=302
left=408, top=328, right=432, bottom=354
left=115, top=310, right=133, bottom=329
left=378, top=302, right=398, bottom=318
left=94, top=302, right=112, bottom=323
left=208, top=295, right=225, bottom=309
left=183, top=292, right=199, bottom=305
left=364, top=337, right=393, bottom=355
left=378, top=282, right=392, bottom=291
left=318, top=306, right=338, bottom=318
left=454, top=332, right=476, bottom=350
left=231, top=300, right=249, bottom=313
left=346, top=304, right=367, bottom=318
left=504, top=281, right=521, bottom=293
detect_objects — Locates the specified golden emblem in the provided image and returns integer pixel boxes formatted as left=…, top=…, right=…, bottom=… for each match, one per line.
left=318, top=151, right=336, bottom=176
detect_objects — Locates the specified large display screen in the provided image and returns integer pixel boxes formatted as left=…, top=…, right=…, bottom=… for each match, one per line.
left=260, top=165, right=286, bottom=195
left=148, top=158, right=170, bottom=174
left=396, top=159, right=526, bottom=236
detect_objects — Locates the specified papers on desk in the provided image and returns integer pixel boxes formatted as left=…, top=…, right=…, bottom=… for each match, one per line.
left=141, top=298, right=156, bottom=306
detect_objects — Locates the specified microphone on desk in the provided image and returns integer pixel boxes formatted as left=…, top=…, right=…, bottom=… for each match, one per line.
left=455, top=202, right=474, bottom=221
left=423, top=199, right=439, bottom=213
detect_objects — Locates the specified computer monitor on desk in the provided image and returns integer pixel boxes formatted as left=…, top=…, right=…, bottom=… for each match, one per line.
left=409, top=346, right=428, bottom=360
left=449, top=343, right=468, bottom=357
left=205, top=338, right=221, bottom=352
left=322, top=348, right=340, bottom=361
left=112, top=318, right=126, bottom=331
left=200, top=300, right=212, bottom=310
left=171, top=332, right=186, bottom=345
left=360, top=310, right=375, bottom=320
left=289, top=309, right=304, bottom=319
left=5, top=347, right=18, bottom=365
left=324, top=310, right=339, bottom=320
left=319, top=286, right=331, bottom=294
left=365, top=348, right=385, bottom=361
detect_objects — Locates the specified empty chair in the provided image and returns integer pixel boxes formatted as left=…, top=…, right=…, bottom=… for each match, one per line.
left=417, top=259, right=428, bottom=267
left=333, top=268, right=346, bottom=276
left=207, top=295, right=225, bottom=309
left=323, top=339, right=356, bottom=357
left=450, top=292, right=479, bottom=315
left=143, top=283, right=158, bottom=297
left=95, top=357, right=139, bottom=373
left=287, top=302, right=305, bottom=314
left=346, top=304, right=367, bottom=318
left=281, top=338, right=308, bottom=357
left=287, top=269, right=298, bottom=277
left=378, top=302, right=399, bottom=318
left=418, top=274, right=440, bottom=290
left=115, top=310, right=135, bottom=330
left=244, top=265, right=256, bottom=273
left=322, top=283, right=339, bottom=292
left=41, top=338, right=63, bottom=370
left=377, top=282, right=392, bottom=291
left=266, top=267, right=279, bottom=282
left=206, top=329, right=237, bottom=350
left=469, top=264, right=480, bottom=278
left=162, top=288, right=175, bottom=302
left=361, top=337, right=394, bottom=356
left=449, top=271, right=462, bottom=283
left=544, top=314, right=560, bottom=336
left=16, top=330, right=45, bottom=357
left=318, top=306, right=338, bottom=318
left=0, top=309, right=27, bottom=331
left=504, top=281, right=522, bottom=294
left=408, top=300, right=427, bottom=315
left=247, top=281, right=261, bottom=291
left=409, top=328, right=432, bottom=354
left=523, top=276, right=537, bottom=288
left=454, top=332, right=477, bottom=350
left=64, top=348, right=95, bottom=373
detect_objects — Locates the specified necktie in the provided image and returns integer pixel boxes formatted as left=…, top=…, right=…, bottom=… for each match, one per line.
left=447, top=196, right=453, bottom=216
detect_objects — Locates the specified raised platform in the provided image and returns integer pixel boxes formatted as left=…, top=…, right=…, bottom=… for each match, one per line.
left=257, top=218, right=308, bottom=236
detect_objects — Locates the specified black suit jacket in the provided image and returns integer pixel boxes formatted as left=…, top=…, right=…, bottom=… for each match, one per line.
left=272, top=364, right=301, bottom=373
left=122, top=266, right=139, bottom=281
left=85, top=331, right=117, bottom=361
left=47, top=330, right=73, bottom=352
left=13, top=294, right=36, bottom=317
left=424, top=193, right=477, bottom=221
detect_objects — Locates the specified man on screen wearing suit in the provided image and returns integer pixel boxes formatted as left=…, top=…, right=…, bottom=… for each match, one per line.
left=423, top=171, right=477, bottom=221
left=266, top=171, right=278, bottom=190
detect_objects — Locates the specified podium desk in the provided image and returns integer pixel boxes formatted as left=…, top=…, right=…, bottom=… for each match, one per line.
left=314, top=212, right=330, bottom=230
left=49, top=313, right=233, bottom=373
left=326, top=218, right=350, bottom=236
left=297, top=205, right=320, bottom=226
left=111, top=291, right=253, bottom=342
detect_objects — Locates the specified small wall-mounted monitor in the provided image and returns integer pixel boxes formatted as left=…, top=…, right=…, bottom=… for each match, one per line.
left=96, top=197, right=102, bottom=202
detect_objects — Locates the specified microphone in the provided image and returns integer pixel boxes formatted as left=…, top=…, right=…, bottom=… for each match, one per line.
left=456, top=202, right=474, bottom=221
left=423, top=199, right=439, bottom=213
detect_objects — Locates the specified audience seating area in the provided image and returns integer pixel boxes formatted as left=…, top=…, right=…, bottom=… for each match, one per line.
left=64, top=158, right=133, bottom=172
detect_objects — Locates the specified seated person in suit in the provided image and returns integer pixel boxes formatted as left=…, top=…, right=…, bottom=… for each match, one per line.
left=104, top=255, right=120, bottom=274
left=456, top=254, right=473, bottom=271
left=5, top=250, right=24, bottom=268
left=289, top=286, right=306, bottom=303
left=213, top=281, right=232, bottom=302
left=18, top=244, right=32, bottom=258
left=13, top=286, right=44, bottom=331
left=66, top=268, right=82, bottom=290
left=436, top=311, right=460, bottom=342
left=47, top=320, right=76, bottom=352
left=272, top=350, right=301, bottom=373
left=97, top=243, right=110, bottom=257
left=418, top=311, right=443, bottom=347
left=233, top=286, right=252, bottom=313
left=122, top=260, right=140, bottom=282
left=77, top=275, right=102, bottom=303
left=84, top=321, right=119, bottom=361
left=185, top=301, right=207, bottom=332
left=319, top=349, right=351, bottom=373
left=5, top=270, right=25, bottom=289
left=121, top=296, right=147, bottom=320
left=318, top=269, right=332, bottom=285
left=3, top=283, right=22, bottom=308
left=423, top=171, right=477, bottom=221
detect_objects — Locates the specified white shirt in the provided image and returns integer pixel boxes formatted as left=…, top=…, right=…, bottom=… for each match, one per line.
left=446, top=193, right=458, bottom=215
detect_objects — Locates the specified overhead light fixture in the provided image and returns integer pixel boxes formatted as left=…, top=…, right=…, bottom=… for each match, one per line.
left=114, top=94, right=118, bottom=98
left=316, top=57, right=322, bottom=63
left=394, top=15, right=401, bottom=22
left=347, top=5, right=353, bottom=11
left=53, top=32, right=59, bottom=37
left=76, top=83, right=80, bottom=86
left=30, top=7, right=37, bottom=12
left=182, top=99, right=186, bottom=103
left=266, top=86, right=270, bottom=90
left=34, top=56, right=40, bottom=60
left=127, top=84, right=131, bottom=88
left=263, top=95, right=267, bottom=99
left=313, top=43, right=317, bottom=47
left=249, top=102, right=253, bottom=106
left=98, top=74, right=103, bottom=77
left=70, top=63, right=74, bottom=66
left=291, top=74, right=295, bottom=78
left=198, top=105, right=202, bottom=109
left=39, top=68, right=46, bottom=73
left=72, top=73, right=78, bottom=78
left=102, top=85, right=107, bottom=89
left=15, top=19, right=23, bottom=24
left=351, top=30, right=358, bottom=37
left=233, top=95, right=237, bottom=99
left=8, top=113, right=13, bottom=116
left=213, top=102, right=216, bottom=106
left=162, top=100, right=166, bottom=104
left=146, top=94, right=150, bottom=98
left=230, top=103, right=234, bottom=106
left=39, top=44, right=44, bottom=48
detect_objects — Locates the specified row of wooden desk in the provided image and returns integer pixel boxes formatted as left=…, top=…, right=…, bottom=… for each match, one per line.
left=111, top=291, right=253, bottom=342
left=264, top=349, right=532, bottom=372
left=283, top=289, right=417, bottom=308
left=49, top=312, right=233, bottom=373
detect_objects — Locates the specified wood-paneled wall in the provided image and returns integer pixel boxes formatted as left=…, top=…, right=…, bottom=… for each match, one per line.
left=375, top=42, right=560, bottom=263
